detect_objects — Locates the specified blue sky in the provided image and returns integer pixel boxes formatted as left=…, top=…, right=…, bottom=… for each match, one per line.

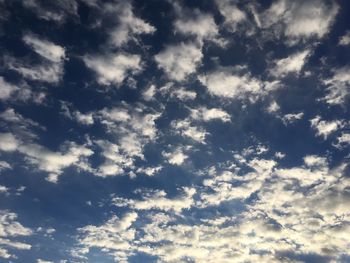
left=0, top=0, right=350, bottom=262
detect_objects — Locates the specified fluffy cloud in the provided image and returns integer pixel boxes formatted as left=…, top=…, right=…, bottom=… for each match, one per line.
left=77, top=212, right=138, bottom=262
left=174, top=13, right=218, bottom=42
left=310, top=115, right=344, bottom=139
left=163, top=147, right=188, bottom=165
left=23, top=0, right=78, bottom=23
left=271, top=50, right=310, bottom=77
left=83, top=52, right=141, bottom=85
left=215, top=0, right=246, bottom=32
left=261, top=0, right=339, bottom=44
left=171, top=119, right=207, bottom=143
left=18, top=142, right=93, bottom=183
left=7, top=33, right=66, bottom=83
left=0, top=210, right=33, bottom=259
left=0, top=133, right=19, bottom=152
left=322, top=66, right=350, bottom=105
left=190, top=107, right=230, bottom=122
left=103, top=1, right=155, bottom=48
left=199, top=69, right=263, bottom=100
left=339, top=31, right=350, bottom=46
left=281, top=112, right=304, bottom=125
left=155, top=42, right=203, bottom=81
left=0, top=77, right=18, bottom=100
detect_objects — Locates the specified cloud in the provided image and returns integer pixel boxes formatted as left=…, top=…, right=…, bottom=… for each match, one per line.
left=190, top=107, right=230, bottom=122
left=0, top=210, right=33, bottom=259
left=83, top=52, right=141, bottom=85
left=261, top=0, right=339, bottom=44
left=131, top=187, right=196, bottom=213
left=23, top=33, right=65, bottom=63
left=281, top=112, right=304, bottom=125
left=334, top=133, right=350, bottom=149
left=171, top=119, right=207, bottom=143
left=0, top=133, right=19, bottom=152
left=215, top=0, right=246, bottom=32
left=270, top=50, right=310, bottom=77
left=339, top=31, right=350, bottom=46
left=322, top=66, right=350, bottom=105
left=174, top=13, right=218, bottom=42
left=310, top=115, right=344, bottom=139
left=0, top=77, right=18, bottom=100
left=94, top=106, right=160, bottom=177
left=103, top=1, right=155, bottom=48
left=199, top=69, right=263, bottom=100
left=18, top=142, right=93, bottom=183
left=77, top=212, right=138, bottom=263
left=155, top=42, right=203, bottom=81
left=163, top=147, right=188, bottom=165
left=7, top=33, right=66, bottom=83
left=23, top=0, right=78, bottom=23
left=171, top=87, right=197, bottom=101
left=60, top=102, right=94, bottom=125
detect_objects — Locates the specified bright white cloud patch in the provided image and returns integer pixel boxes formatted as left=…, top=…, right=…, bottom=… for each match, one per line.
left=339, top=31, right=350, bottom=46
left=310, top=115, right=344, bottom=139
left=155, top=42, right=203, bottom=81
left=7, top=33, right=66, bottom=83
left=190, top=107, right=230, bottom=122
left=323, top=66, right=350, bottom=105
left=281, top=112, right=304, bottom=125
left=261, top=0, right=339, bottom=44
left=215, top=0, right=246, bottom=32
left=0, top=210, right=33, bottom=259
left=163, top=147, right=188, bottom=165
left=174, top=13, right=218, bottom=42
left=271, top=50, right=310, bottom=77
left=84, top=53, right=141, bottom=85
left=199, top=70, right=263, bottom=100
left=0, top=77, right=18, bottom=100
left=0, top=133, right=19, bottom=152
left=104, top=1, right=155, bottom=47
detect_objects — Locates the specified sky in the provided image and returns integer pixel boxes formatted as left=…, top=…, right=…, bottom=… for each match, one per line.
left=0, top=0, right=350, bottom=262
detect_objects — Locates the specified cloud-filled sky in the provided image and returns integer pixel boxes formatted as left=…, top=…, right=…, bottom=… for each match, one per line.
left=0, top=0, right=350, bottom=262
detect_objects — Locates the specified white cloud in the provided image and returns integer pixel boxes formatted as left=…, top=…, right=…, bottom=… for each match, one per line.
left=84, top=52, right=141, bottom=85
left=131, top=187, right=196, bottom=213
left=271, top=50, right=310, bottom=77
left=155, top=42, right=203, bottom=81
left=60, top=102, right=94, bottom=125
left=171, top=87, right=197, bottom=101
left=104, top=1, right=155, bottom=47
left=142, top=84, right=156, bottom=101
left=23, top=0, right=78, bottom=23
left=339, top=31, right=350, bottom=46
left=18, top=142, right=93, bottom=182
left=199, top=69, right=263, bottom=100
left=190, top=107, right=230, bottom=122
left=0, top=161, right=11, bottom=171
left=215, top=0, right=246, bottom=32
left=0, top=133, right=19, bottom=152
left=0, top=77, right=18, bottom=100
left=37, top=260, right=54, bottom=263
left=281, top=112, right=304, bottom=125
left=261, top=0, right=339, bottom=44
left=323, top=66, right=350, bottom=105
left=174, top=13, right=218, bottom=42
left=77, top=212, right=138, bottom=262
left=0, top=210, right=33, bottom=259
left=7, top=34, right=66, bottom=83
left=23, top=33, right=65, bottom=63
left=163, top=147, right=188, bottom=165
left=310, top=115, right=344, bottom=139
left=171, top=119, right=207, bottom=143
left=334, top=133, right=350, bottom=148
